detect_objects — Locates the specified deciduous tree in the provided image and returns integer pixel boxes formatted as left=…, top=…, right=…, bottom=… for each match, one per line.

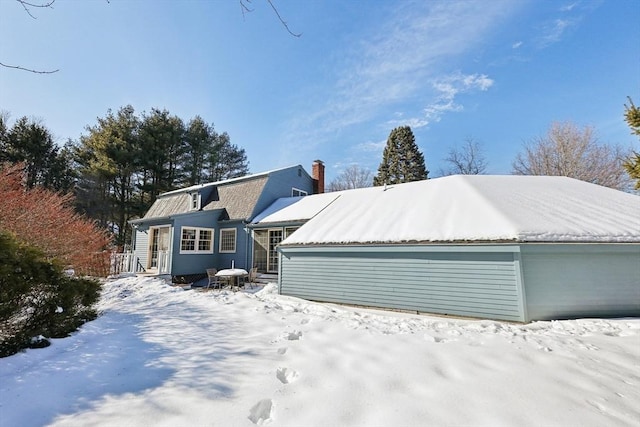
left=512, top=121, right=631, bottom=191
left=373, top=126, right=428, bottom=186
left=328, top=165, right=373, bottom=191
left=441, top=138, right=488, bottom=175
left=0, top=163, right=111, bottom=274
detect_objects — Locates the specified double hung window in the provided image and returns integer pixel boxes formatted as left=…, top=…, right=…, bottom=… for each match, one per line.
left=219, top=228, right=237, bottom=253
left=180, top=227, right=213, bottom=254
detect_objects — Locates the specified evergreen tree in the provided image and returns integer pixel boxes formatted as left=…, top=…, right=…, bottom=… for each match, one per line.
left=373, top=126, right=428, bottom=186
left=138, top=108, right=185, bottom=205
left=623, top=97, right=640, bottom=189
left=76, top=105, right=140, bottom=247
left=206, top=132, right=249, bottom=181
left=183, top=118, right=249, bottom=184
left=183, top=116, right=215, bottom=186
left=0, top=112, right=7, bottom=142
left=0, top=116, right=75, bottom=191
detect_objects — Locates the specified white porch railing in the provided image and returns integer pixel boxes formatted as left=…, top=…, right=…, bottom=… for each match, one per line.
left=110, top=251, right=171, bottom=275
left=110, top=252, right=140, bottom=275
left=157, top=250, right=171, bottom=274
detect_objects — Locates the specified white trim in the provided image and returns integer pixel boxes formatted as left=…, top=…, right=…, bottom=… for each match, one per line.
left=159, top=164, right=312, bottom=198
left=148, top=226, right=172, bottom=270
left=179, top=226, right=214, bottom=254
left=190, top=193, right=201, bottom=210
left=219, top=228, right=237, bottom=253
left=291, top=187, right=308, bottom=197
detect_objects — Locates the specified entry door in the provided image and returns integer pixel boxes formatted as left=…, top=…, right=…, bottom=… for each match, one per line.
left=267, top=229, right=283, bottom=273
left=149, top=227, right=170, bottom=270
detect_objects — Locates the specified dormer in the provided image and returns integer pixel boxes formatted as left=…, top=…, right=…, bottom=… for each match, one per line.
left=189, top=191, right=201, bottom=211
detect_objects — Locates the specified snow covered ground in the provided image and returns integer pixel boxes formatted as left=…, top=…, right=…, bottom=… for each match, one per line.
left=1, top=275, right=639, bottom=427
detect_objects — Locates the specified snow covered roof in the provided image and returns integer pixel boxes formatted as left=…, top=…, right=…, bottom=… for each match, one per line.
left=279, top=175, right=640, bottom=245
left=251, top=192, right=342, bottom=225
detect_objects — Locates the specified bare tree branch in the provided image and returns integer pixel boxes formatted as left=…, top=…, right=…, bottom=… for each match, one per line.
left=266, top=0, right=301, bottom=37
left=1, top=1, right=60, bottom=73
left=16, top=0, right=56, bottom=19
left=512, top=121, right=632, bottom=191
left=240, top=0, right=301, bottom=37
left=0, top=61, right=59, bottom=74
left=441, top=137, right=488, bottom=176
left=240, top=0, right=253, bottom=17
left=328, top=165, right=373, bottom=192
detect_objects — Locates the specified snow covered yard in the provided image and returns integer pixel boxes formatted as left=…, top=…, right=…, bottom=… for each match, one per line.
left=1, top=276, right=639, bottom=427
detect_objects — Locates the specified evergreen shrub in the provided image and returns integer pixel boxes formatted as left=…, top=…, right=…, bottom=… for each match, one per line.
left=0, top=232, right=100, bottom=357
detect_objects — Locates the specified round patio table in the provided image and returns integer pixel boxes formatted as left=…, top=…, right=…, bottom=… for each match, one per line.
left=215, top=268, right=249, bottom=291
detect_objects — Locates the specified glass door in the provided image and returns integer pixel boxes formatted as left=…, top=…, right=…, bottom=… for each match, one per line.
left=267, top=229, right=283, bottom=273
left=149, top=227, right=170, bottom=270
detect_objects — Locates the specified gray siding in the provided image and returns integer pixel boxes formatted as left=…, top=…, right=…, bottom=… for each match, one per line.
left=521, top=244, right=640, bottom=321
left=279, top=246, right=524, bottom=322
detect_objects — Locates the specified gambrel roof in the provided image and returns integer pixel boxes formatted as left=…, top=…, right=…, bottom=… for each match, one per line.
left=202, top=177, right=268, bottom=220
left=139, top=165, right=307, bottom=222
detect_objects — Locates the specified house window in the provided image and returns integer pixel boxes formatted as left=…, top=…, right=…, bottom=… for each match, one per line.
left=198, top=229, right=212, bottom=251
left=190, top=193, right=200, bottom=210
left=180, top=227, right=213, bottom=254
left=284, top=227, right=299, bottom=238
left=292, top=187, right=307, bottom=197
left=219, top=228, right=237, bottom=253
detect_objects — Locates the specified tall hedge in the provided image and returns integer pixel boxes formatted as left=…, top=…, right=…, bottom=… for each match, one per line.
left=0, top=232, right=101, bottom=357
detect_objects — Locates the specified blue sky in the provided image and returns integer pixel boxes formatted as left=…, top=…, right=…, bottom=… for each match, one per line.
left=1, top=0, right=639, bottom=182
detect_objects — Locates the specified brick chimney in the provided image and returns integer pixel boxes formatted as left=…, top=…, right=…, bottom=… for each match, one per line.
left=312, top=160, right=325, bottom=194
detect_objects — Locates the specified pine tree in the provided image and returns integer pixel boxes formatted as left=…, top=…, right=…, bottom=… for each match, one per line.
left=623, top=97, right=640, bottom=189
left=183, top=116, right=214, bottom=186
left=0, top=116, right=75, bottom=191
left=76, top=105, right=140, bottom=247
left=373, top=126, right=428, bottom=186
left=138, top=108, right=186, bottom=202
left=207, top=132, right=249, bottom=181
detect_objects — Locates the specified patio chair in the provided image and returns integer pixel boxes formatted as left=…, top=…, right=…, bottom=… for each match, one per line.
left=246, top=267, right=258, bottom=289
left=206, top=268, right=221, bottom=289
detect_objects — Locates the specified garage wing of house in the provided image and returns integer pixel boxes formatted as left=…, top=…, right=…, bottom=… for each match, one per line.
left=256, top=175, right=640, bottom=322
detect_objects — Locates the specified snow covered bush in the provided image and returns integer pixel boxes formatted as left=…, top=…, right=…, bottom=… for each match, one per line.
left=0, top=231, right=101, bottom=357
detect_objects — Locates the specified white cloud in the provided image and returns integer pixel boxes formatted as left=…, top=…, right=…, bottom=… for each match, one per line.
left=282, top=0, right=514, bottom=149
left=355, top=140, right=387, bottom=153
left=560, top=2, right=579, bottom=12
left=538, top=18, right=574, bottom=47
left=512, top=41, right=523, bottom=49
left=388, top=72, right=494, bottom=129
